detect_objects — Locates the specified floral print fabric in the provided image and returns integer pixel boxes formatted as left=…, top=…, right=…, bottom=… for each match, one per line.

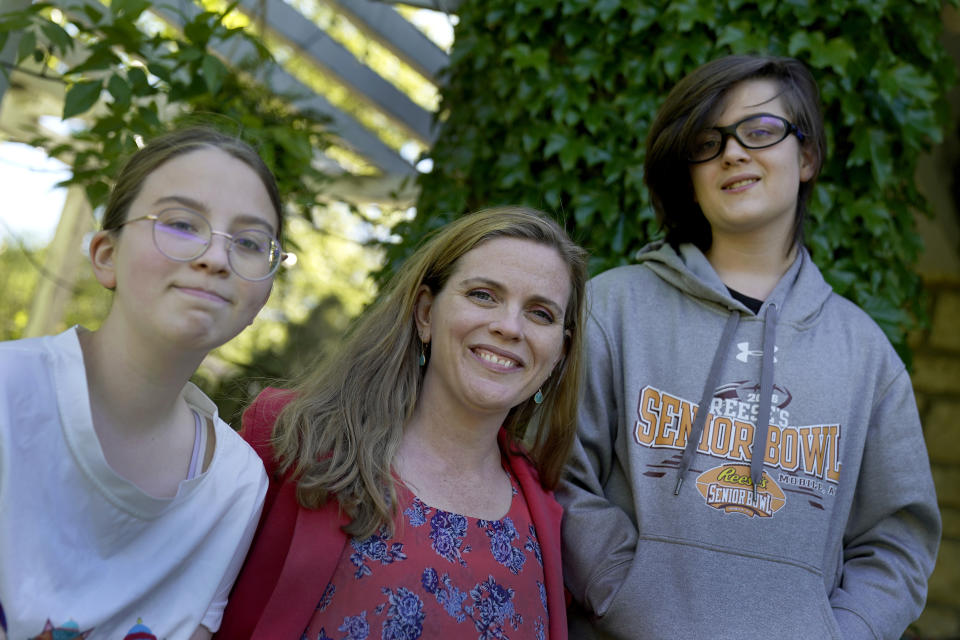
left=302, top=473, right=548, bottom=640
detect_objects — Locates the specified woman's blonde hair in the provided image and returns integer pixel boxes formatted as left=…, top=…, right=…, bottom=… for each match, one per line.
left=272, top=206, right=588, bottom=538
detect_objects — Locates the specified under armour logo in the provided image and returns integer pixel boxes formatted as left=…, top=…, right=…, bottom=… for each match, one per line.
left=736, top=342, right=778, bottom=363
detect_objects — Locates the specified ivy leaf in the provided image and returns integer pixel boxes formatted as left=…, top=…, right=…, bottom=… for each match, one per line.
left=717, top=23, right=748, bottom=48
left=521, top=132, right=540, bottom=153
left=127, top=67, right=150, bottom=94
left=39, top=20, right=72, bottom=53
left=866, top=128, right=893, bottom=187
left=184, top=15, right=215, bottom=45
left=81, top=3, right=104, bottom=23
left=177, top=45, right=205, bottom=62
left=879, top=63, right=937, bottom=106
left=818, top=37, right=856, bottom=74
left=107, top=74, right=132, bottom=107
left=667, top=0, right=714, bottom=32
left=558, top=138, right=586, bottom=170
left=823, top=267, right=857, bottom=295
left=84, top=180, right=110, bottom=209
left=146, top=60, right=172, bottom=84
left=544, top=132, right=568, bottom=159
left=572, top=192, right=600, bottom=225
left=16, top=29, right=36, bottom=65
left=63, top=80, right=102, bottom=119
left=592, top=0, right=621, bottom=21
left=110, top=0, right=151, bottom=21
left=630, top=5, right=658, bottom=32
left=66, top=47, right=121, bottom=75
left=584, top=145, right=612, bottom=166
left=137, top=103, right=161, bottom=128
left=611, top=213, right=626, bottom=253
left=850, top=198, right=891, bottom=235
left=859, top=297, right=910, bottom=347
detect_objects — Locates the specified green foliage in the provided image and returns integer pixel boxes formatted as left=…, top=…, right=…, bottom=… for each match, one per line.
left=0, top=240, right=111, bottom=341
left=0, top=1, right=379, bottom=412
left=0, top=0, right=331, bottom=230
left=394, top=0, right=957, bottom=359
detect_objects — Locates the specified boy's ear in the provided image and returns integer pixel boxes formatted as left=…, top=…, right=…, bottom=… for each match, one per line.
left=89, top=230, right=118, bottom=290
left=799, top=144, right=817, bottom=183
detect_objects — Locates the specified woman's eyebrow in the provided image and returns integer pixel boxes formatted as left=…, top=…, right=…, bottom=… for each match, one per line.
left=460, top=276, right=565, bottom=313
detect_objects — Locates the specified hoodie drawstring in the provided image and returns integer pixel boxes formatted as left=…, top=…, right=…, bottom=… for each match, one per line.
left=674, top=303, right=779, bottom=497
left=674, top=311, right=740, bottom=495
left=750, top=303, right=778, bottom=499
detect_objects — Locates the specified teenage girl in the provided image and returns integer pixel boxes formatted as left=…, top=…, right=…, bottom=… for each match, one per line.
left=0, top=127, right=286, bottom=639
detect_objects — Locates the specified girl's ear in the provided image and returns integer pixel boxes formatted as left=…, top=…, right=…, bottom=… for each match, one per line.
left=89, top=230, right=118, bottom=290
left=413, top=284, right=434, bottom=343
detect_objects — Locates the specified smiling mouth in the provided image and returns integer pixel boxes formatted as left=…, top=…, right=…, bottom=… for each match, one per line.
left=723, top=178, right=759, bottom=190
left=473, top=348, right=521, bottom=369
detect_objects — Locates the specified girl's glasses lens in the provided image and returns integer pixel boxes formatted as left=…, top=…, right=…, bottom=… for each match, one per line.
left=228, top=230, right=281, bottom=280
left=154, top=210, right=210, bottom=260
left=151, top=208, right=281, bottom=281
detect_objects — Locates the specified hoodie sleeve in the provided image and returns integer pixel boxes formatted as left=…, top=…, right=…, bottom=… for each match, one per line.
left=556, top=302, right=640, bottom=619
left=829, top=367, right=941, bottom=640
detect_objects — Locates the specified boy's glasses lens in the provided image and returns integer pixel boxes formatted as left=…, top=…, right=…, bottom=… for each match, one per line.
left=688, top=115, right=793, bottom=163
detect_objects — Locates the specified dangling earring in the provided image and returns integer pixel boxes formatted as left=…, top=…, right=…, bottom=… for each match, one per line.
left=533, top=387, right=544, bottom=405
left=419, top=340, right=427, bottom=367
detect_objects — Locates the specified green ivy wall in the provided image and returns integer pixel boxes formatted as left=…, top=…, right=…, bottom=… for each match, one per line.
left=393, top=0, right=956, bottom=361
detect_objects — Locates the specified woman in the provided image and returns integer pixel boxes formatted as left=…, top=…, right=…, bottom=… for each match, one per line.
left=219, top=206, right=587, bottom=639
left=0, top=127, right=284, bottom=639
left=558, top=55, right=940, bottom=639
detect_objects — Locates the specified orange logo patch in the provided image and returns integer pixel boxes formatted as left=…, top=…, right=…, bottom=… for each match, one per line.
left=695, top=464, right=786, bottom=517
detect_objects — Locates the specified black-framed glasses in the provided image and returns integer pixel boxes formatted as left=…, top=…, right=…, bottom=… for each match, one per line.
left=119, top=208, right=287, bottom=281
left=687, top=113, right=805, bottom=163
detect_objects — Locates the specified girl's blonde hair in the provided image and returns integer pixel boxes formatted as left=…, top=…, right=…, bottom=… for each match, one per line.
left=272, top=206, right=588, bottom=538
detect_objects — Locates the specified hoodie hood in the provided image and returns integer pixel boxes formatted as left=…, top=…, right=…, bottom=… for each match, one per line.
left=636, top=241, right=834, bottom=493
left=636, top=240, right=834, bottom=324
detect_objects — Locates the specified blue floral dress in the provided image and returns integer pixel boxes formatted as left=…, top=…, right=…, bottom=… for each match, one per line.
left=301, top=470, right=549, bottom=640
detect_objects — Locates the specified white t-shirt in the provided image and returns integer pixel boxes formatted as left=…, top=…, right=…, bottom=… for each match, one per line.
left=0, top=328, right=268, bottom=640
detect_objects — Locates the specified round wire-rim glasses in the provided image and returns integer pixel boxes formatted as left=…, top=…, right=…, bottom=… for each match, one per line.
left=118, top=207, right=287, bottom=281
left=687, top=113, right=805, bottom=164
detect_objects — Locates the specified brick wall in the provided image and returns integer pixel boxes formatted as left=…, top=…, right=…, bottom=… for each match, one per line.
left=911, top=277, right=960, bottom=639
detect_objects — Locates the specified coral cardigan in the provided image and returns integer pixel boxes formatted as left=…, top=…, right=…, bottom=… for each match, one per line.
left=217, top=388, right=568, bottom=640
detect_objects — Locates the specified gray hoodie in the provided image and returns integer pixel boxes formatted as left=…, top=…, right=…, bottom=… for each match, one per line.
left=558, top=241, right=940, bottom=640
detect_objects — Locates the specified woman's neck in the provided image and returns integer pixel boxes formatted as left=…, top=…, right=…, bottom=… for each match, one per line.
left=395, top=390, right=512, bottom=520
left=401, top=393, right=505, bottom=476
